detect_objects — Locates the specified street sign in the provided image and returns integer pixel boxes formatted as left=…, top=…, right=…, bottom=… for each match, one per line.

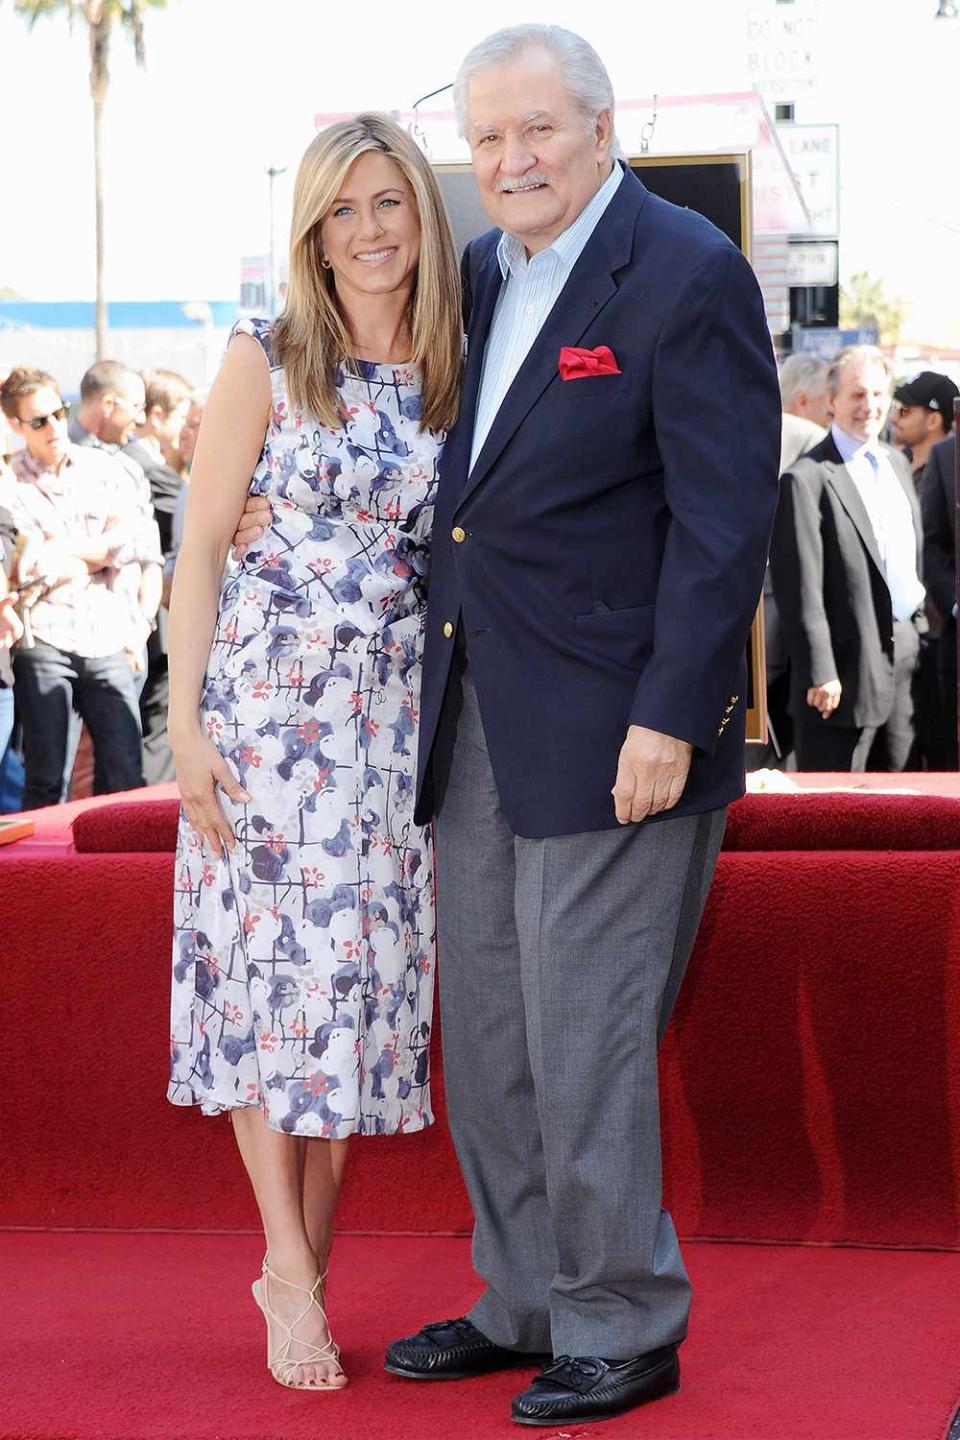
left=794, top=326, right=878, bottom=356
left=787, top=241, right=839, bottom=287
left=776, top=123, right=840, bottom=237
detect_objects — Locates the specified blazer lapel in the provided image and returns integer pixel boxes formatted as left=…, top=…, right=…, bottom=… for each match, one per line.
left=456, top=169, right=648, bottom=511
left=823, top=435, right=885, bottom=577
left=441, top=245, right=503, bottom=494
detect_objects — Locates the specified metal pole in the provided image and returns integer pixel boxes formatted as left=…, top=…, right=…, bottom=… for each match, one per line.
left=266, top=165, right=287, bottom=317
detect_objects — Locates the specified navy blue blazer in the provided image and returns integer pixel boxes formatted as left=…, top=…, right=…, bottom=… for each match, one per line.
left=415, top=166, right=781, bottom=838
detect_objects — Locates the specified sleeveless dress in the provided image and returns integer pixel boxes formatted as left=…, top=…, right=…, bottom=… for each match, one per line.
left=167, top=318, right=440, bottom=1138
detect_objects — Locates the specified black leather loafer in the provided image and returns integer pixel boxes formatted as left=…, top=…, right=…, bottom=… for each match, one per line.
left=385, top=1316, right=549, bottom=1380
left=511, top=1345, right=680, bottom=1425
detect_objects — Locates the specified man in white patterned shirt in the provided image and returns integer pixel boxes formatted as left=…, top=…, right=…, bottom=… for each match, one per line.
left=0, top=367, right=155, bottom=809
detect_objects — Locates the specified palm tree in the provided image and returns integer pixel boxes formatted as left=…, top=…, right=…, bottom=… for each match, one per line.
left=12, top=0, right=168, bottom=357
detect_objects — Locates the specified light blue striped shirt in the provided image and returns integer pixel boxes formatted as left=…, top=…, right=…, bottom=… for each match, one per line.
left=469, top=162, right=625, bottom=471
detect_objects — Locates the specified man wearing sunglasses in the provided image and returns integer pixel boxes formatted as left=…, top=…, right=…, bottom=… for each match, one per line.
left=0, top=367, right=154, bottom=809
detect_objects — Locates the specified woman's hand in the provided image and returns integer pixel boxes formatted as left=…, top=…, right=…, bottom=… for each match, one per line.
left=174, top=728, right=251, bottom=859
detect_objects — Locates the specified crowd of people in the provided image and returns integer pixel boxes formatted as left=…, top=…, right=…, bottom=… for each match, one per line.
left=767, top=348, right=959, bottom=773
left=0, top=361, right=204, bottom=812
left=0, top=340, right=956, bottom=816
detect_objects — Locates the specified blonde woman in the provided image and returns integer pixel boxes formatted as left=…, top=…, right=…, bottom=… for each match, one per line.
left=167, top=114, right=461, bottom=1392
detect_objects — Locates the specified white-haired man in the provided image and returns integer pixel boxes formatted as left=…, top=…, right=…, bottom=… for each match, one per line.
left=778, top=352, right=829, bottom=472
left=772, top=345, right=925, bottom=771
left=376, top=25, right=779, bottom=1427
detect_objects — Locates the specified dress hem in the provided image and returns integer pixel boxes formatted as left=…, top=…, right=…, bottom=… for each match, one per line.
left=166, top=1087, right=434, bottom=1139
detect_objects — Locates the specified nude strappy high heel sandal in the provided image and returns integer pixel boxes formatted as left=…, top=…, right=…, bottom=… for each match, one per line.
left=251, top=1257, right=347, bottom=1390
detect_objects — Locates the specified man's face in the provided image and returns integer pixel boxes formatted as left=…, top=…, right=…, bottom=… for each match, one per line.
left=100, top=376, right=146, bottom=445
left=891, top=403, right=941, bottom=450
left=829, top=361, right=891, bottom=444
left=790, top=386, right=831, bottom=430
left=178, top=399, right=203, bottom=469
left=13, top=385, right=70, bottom=469
left=466, top=47, right=613, bottom=256
left=151, top=397, right=190, bottom=459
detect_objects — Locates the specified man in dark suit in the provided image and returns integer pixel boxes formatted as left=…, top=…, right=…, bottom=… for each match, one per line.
left=921, top=430, right=958, bottom=766
left=382, top=24, right=780, bottom=1427
left=771, top=346, right=925, bottom=771
left=123, top=369, right=191, bottom=783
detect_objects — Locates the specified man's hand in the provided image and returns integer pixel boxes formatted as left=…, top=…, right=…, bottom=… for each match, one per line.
left=0, top=595, right=23, bottom=649
left=612, top=724, right=694, bottom=825
left=231, top=495, right=272, bottom=561
left=806, top=679, right=841, bottom=717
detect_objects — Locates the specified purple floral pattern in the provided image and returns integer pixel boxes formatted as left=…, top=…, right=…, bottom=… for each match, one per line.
left=167, top=318, right=440, bottom=1137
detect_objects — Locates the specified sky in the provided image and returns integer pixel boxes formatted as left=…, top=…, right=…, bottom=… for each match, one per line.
left=1, top=0, right=959, bottom=346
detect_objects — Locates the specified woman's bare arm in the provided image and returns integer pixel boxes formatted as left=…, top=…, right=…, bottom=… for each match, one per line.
left=167, top=333, right=271, bottom=854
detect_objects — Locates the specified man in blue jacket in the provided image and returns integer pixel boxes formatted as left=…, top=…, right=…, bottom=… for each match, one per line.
left=383, top=24, right=781, bottom=1429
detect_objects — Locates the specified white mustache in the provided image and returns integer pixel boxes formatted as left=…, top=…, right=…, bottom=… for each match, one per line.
left=495, top=172, right=550, bottom=194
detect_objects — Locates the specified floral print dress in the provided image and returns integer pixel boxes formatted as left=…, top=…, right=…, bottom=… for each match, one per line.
left=168, top=318, right=440, bottom=1137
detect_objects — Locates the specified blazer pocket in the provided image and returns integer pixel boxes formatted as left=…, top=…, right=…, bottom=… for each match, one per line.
left=575, top=600, right=656, bottom=623
left=561, top=374, right=632, bottom=399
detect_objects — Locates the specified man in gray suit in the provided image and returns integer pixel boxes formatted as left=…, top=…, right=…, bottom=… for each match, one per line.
left=752, top=353, right=829, bottom=768
left=772, top=346, right=925, bottom=771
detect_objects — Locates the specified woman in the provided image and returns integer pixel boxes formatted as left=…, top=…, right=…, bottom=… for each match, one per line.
left=167, top=114, right=461, bottom=1392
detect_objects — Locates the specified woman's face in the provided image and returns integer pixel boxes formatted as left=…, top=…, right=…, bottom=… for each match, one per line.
left=319, top=150, right=421, bottom=303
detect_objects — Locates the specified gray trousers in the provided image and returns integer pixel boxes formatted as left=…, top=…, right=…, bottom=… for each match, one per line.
left=434, top=668, right=726, bottom=1361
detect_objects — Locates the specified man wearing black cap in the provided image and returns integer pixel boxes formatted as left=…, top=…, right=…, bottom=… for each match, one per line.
left=891, top=371, right=959, bottom=767
left=892, top=370, right=959, bottom=491
left=919, top=387, right=959, bottom=767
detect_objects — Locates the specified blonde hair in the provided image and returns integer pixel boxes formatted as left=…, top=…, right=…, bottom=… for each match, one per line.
left=272, top=113, right=462, bottom=433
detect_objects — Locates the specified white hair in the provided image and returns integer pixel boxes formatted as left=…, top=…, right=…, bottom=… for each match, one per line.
left=453, top=24, right=623, bottom=158
left=778, top=353, right=828, bottom=409
left=826, top=345, right=893, bottom=400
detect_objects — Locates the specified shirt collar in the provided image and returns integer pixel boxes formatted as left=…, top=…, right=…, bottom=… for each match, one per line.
left=832, top=423, right=880, bottom=464
left=12, top=446, right=77, bottom=485
left=496, top=160, right=625, bottom=280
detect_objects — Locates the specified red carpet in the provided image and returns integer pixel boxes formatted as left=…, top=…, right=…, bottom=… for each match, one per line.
left=3, top=1233, right=959, bottom=1440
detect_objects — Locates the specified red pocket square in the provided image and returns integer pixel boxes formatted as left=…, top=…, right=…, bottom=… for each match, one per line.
left=558, top=344, right=621, bottom=381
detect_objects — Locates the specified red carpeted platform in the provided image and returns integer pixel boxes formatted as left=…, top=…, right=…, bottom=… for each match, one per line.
left=3, top=1232, right=960, bottom=1440
left=4, top=778, right=960, bottom=1439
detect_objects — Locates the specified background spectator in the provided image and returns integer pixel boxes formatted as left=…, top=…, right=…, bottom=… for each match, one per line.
left=921, top=422, right=959, bottom=768
left=0, top=367, right=149, bottom=809
left=123, top=369, right=192, bottom=783
left=772, top=346, right=925, bottom=773
left=891, top=370, right=959, bottom=492
left=778, top=353, right=830, bottom=472
left=891, top=371, right=959, bottom=767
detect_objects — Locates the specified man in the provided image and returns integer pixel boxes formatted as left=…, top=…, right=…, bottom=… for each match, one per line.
left=772, top=346, right=925, bottom=772
left=0, top=367, right=151, bottom=808
left=890, top=371, right=959, bottom=767
left=751, top=353, right=831, bottom=770
left=921, top=426, right=959, bottom=766
left=891, top=369, right=959, bottom=491
left=376, top=26, right=778, bottom=1428
left=71, top=360, right=163, bottom=677
left=161, top=389, right=205, bottom=608
left=778, top=352, right=829, bottom=473
left=123, top=369, right=192, bottom=783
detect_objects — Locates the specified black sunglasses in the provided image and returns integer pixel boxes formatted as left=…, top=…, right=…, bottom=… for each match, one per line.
left=21, top=403, right=70, bottom=431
